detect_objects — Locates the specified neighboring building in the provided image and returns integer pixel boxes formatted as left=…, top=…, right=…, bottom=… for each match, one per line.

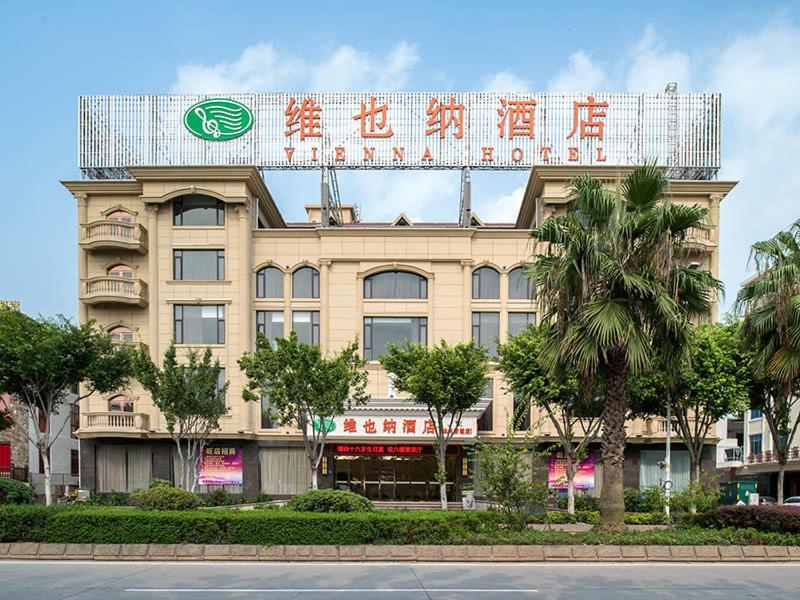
left=717, top=407, right=800, bottom=499
left=0, top=393, right=29, bottom=481
left=63, top=162, right=734, bottom=500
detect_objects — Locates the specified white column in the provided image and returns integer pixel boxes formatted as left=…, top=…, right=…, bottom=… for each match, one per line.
left=145, top=204, right=159, bottom=360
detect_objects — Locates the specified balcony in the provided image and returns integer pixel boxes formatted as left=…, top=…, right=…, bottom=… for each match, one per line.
left=747, top=447, right=800, bottom=465
left=80, top=411, right=151, bottom=434
left=80, top=276, right=148, bottom=307
left=717, top=445, right=744, bottom=468
left=80, top=221, right=148, bottom=254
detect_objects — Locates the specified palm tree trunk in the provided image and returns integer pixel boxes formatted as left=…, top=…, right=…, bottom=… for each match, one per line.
left=600, top=349, right=628, bottom=531
left=778, top=461, right=786, bottom=504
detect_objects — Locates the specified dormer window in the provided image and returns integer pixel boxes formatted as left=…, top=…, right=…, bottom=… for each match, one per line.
left=107, top=210, right=133, bottom=223
left=108, top=326, right=134, bottom=344
left=108, top=265, right=134, bottom=278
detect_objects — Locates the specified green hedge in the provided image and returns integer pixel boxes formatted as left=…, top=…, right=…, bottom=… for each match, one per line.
left=689, top=506, right=800, bottom=534
left=286, top=489, right=374, bottom=513
left=0, top=478, right=36, bottom=505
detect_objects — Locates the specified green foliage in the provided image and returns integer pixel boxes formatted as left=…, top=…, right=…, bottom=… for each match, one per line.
left=0, top=477, right=36, bottom=505
left=691, top=506, right=800, bottom=534
left=475, top=419, right=550, bottom=529
left=672, top=479, right=721, bottom=514
left=624, top=486, right=666, bottom=513
left=128, top=484, right=200, bottom=511
left=285, top=489, right=374, bottom=513
left=380, top=340, right=488, bottom=493
left=148, top=478, right=173, bottom=489
left=203, top=489, right=237, bottom=507
left=85, top=492, right=126, bottom=506
left=554, top=495, right=600, bottom=512
left=1, top=506, right=798, bottom=546
left=239, top=332, right=369, bottom=487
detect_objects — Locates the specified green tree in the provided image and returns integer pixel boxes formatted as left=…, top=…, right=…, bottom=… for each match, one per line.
left=475, top=418, right=550, bottom=529
left=736, top=220, right=800, bottom=503
left=630, top=322, right=751, bottom=483
left=498, top=323, right=602, bottom=514
left=0, top=307, right=133, bottom=504
left=380, top=341, right=488, bottom=509
left=134, top=345, right=229, bottom=492
left=528, top=165, right=721, bottom=530
left=239, top=332, right=368, bottom=490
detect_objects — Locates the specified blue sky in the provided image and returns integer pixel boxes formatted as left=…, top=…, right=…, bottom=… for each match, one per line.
left=1, top=0, right=798, bottom=318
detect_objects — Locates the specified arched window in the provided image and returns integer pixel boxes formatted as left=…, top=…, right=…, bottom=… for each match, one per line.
left=364, top=270, right=428, bottom=299
left=293, top=266, right=320, bottom=299
left=508, top=267, right=535, bottom=300
left=256, top=266, right=284, bottom=298
left=106, top=210, right=133, bottom=223
left=173, top=194, right=225, bottom=226
left=108, top=264, right=135, bottom=278
left=108, top=326, right=134, bottom=344
left=472, top=266, right=500, bottom=299
left=108, top=395, right=134, bottom=413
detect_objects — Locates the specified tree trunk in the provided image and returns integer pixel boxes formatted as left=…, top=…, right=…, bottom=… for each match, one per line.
left=42, top=449, right=53, bottom=506
left=778, top=462, right=786, bottom=505
left=311, top=467, right=319, bottom=490
left=565, top=457, right=576, bottom=515
left=599, top=349, right=628, bottom=532
left=693, top=459, right=701, bottom=484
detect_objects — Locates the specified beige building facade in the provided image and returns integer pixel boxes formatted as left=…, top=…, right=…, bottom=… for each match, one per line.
left=63, top=165, right=735, bottom=500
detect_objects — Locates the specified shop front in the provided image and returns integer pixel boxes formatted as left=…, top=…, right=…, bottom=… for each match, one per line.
left=332, top=443, right=463, bottom=501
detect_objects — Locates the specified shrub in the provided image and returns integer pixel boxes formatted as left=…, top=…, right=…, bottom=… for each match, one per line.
left=690, top=506, right=800, bottom=534
left=554, top=495, right=600, bottom=512
left=0, top=477, right=36, bottom=505
left=203, top=489, right=237, bottom=507
left=85, top=492, right=126, bottom=506
left=672, top=480, right=720, bottom=514
left=624, top=486, right=666, bottom=513
left=148, top=478, right=173, bottom=489
left=285, top=489, right=373, bottom=513
left=128, top=484, right=200, bottom=511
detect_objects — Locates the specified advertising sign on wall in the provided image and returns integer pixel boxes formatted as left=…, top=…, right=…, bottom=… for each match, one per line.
left=311, top=414, right=478, bottom=440
left=548, top=451, right=595, bottom=490
left=198, top=446, right=243, bottom=486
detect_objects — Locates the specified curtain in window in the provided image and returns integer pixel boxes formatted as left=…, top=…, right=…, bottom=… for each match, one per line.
left=365, top=271, right=427, bottom=299
left=508, top=267, right=535, bottom=299
left=472, top=267, right=500, bottom=299
left=259, top=447, right=311, bottom=495
left=176, top=250, right=222, bottom=280
left=256, top=311, right=284, bottom=349
left=257, top=267, right=284, bottom=298
left=508, top=312, right=536, bottom=336
left=126, top=446, right=152, bottom=492
left=639, top=450, right=690, bottom=493
left=293, top=267, right=319, bottom=298
left=177, top=305, right=223, bottom=344
left=96, top=445, right=126, bottom=493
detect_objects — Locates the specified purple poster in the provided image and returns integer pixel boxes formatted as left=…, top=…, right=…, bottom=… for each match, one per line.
left=548, top=451, right=595, bottom=490
left=199, top=447, right=243, bottom=486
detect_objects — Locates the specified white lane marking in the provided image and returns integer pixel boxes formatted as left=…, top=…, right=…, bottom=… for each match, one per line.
left=124, top=589, right=539, bottom=594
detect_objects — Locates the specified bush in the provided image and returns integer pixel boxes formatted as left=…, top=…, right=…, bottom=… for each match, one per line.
left=624, top=486, right=666, bottom=513
left=0, top=477, right=36, bottom=505
left=203, top=489, right=237, bottom=507
left=128, top=484, right=200, bottom=511
left=285, top=489, right=373, bottom=513
left=690, top=506, right=800, bottom=534
left=85, top=492, right=126, bottom=506
left=672, top=480, right=720, bottom=514
left=554, top=495, right=600, bottom=512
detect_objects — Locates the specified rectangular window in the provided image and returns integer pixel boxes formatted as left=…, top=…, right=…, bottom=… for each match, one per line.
left=363, top=316, right=427, bottom=361
left=508, top=312, right=536, bottom=337
left=472, top=312, right=500, bottom=358
left=750, top=433, right=763, bottom=456
left=173, top=250, right=224, bottom=281
left=477, top=378, right=494, bottom=432
left=292, top=311, right=320, bottom=345
left=215, top=368, right=227, bottom=403
left=750, top=409, right=763, bottom=419
left=173, top=196, right=225, bottom=226
left=174, top=305, right=225, bottom=344
left=640, top=449, right=690, bottom=493
left=70, top=450, right=79, bottom=477
left=256, top=311, right=285, bottom=349
left=70, top=403, right=80, bottom=438
left=261, top=395, right=279, bottom=429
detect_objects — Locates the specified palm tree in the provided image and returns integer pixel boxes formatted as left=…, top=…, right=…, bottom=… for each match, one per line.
left=736, top=220, right=800, bottom=504
left=528, top=165, right=721, bottom=530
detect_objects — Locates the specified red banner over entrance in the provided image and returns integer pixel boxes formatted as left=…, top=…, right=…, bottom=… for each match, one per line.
left=332, top=444, right=460, bottom=457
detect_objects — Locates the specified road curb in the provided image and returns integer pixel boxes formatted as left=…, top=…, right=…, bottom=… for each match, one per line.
left=0, top=543, right=799, bottom=562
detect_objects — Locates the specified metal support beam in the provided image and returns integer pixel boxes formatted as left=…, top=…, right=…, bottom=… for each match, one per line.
left=458, top=167, right=471, bottom=227
left=320, top=167, right=344, bottom=226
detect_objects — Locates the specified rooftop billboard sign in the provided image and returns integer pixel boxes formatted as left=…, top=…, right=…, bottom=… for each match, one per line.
left=79, top=92, right=720, bottom=177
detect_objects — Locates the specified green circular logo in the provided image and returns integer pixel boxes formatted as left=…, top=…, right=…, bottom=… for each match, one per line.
left=183, top=98, right=254, bottom=141
left=312, top=417, right=337, bottom=433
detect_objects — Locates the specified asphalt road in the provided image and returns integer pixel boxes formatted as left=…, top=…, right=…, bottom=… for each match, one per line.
left=0, top=561, right=798, bottom=600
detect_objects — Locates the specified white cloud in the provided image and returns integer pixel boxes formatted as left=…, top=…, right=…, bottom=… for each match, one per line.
left=476, top=185, right=526, bottom=223
left=481, top=70, right=530, bottom=92
left=547, top=50, right=609, bottom=92
left=625, top=25, right=692, bottom=92
left=172, top=41, right=419, bottom=93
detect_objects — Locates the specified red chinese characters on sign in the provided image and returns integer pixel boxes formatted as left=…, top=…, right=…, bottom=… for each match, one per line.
left=343, top=418, right=357, bottom=433
left=402, top=419, right=416, bottom=434
left=567, top=95, right=609, bottom=140
left=363, top=419, right=377, bottom=434
left=353, top=96, right=394, bottom=138
left=383, top=418, right=397, bottom=434
left=497, top=99, right=536, bottom=139
left=422, top=419, right=436, bottom=434
left=425, top=96, right=464, bottom=139
left=284, top=97, right=322, bottom=140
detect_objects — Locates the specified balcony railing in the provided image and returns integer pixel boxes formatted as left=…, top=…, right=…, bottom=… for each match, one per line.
left=80, top=276, right=148, bottom=307
left=81, top=411, right=150, bottom=433
left=80, top=221, right=148, bottom=254
left=717, top=446, right=744, bottom=467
